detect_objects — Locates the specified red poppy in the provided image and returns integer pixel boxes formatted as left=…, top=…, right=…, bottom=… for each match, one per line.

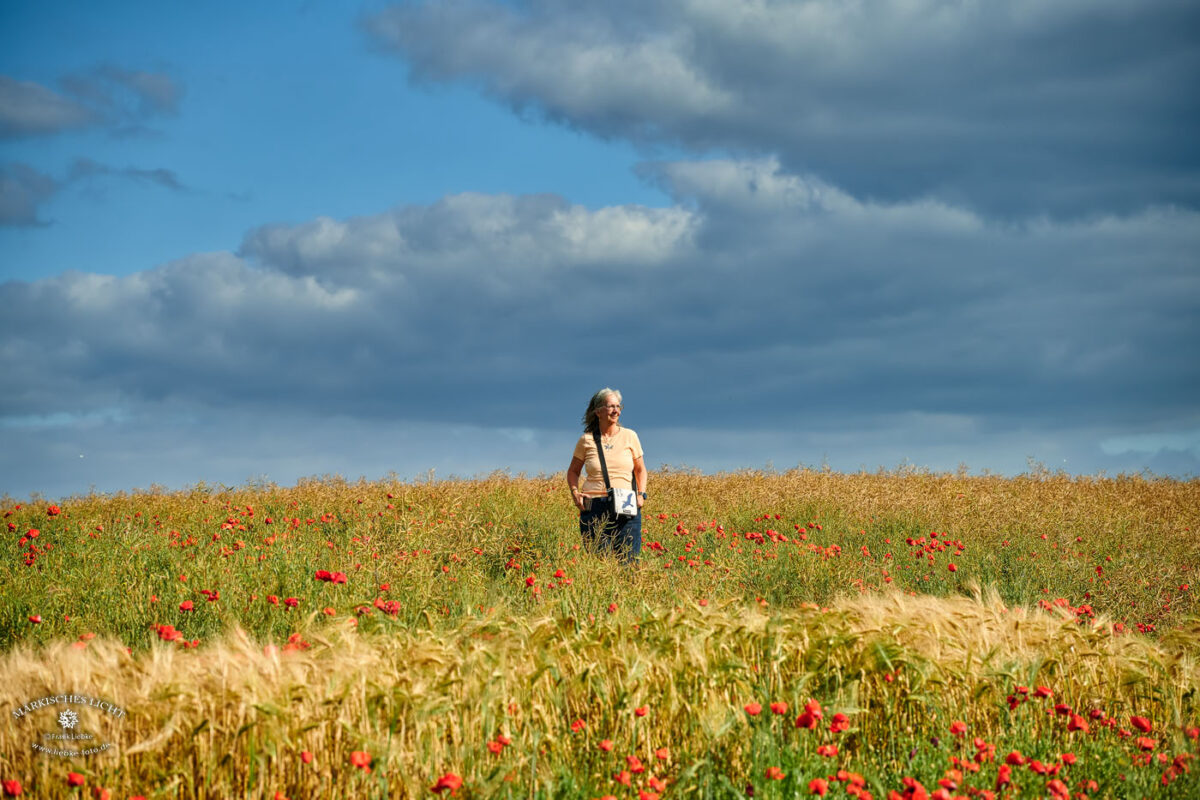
left=655, top=747, right=669, bottom=760
left=634, top=706, right=648, bottom=717
left=47, top=505, right=61, bottom=516
left=3, top=780, right=22, bottom=797
left=626, top=755, right=645, bottom=773
left=830, top=712, right=850, bottom=733
left=91, top=790, right=110, bottom=800
left=179, top=600, right=194, bottom=611
left=430, top=773, right=463, bottom=795
left=571, top=719, right=586, bottom=733
left=744, top=702, right=763, bottom=716
left=1130, top=715, right=1152, bottom=733
left=27, top=615, right=41, bottom=624
left=598, top=739, right=614, bottom=751
left=614, top=770, right=632, bottom=787
left=808, top=777, right=829, bottom=796
left=765, top=766, right=785, bottom=780
left=349, top=751, right=371, bottom=771
left=67, top=773, right=85, bottom=786
left=300, top=751, right=313, bottom=764
left=770, top=701, right=788, bottom=715
left=284, top=597, right=299, bottom=608
left=949, top=720, right=967, bottom=735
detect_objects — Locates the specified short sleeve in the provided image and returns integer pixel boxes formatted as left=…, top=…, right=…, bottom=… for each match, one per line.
left=572, top=434, right=588, bottom=461
left=630, top=430, right=644, bottom=461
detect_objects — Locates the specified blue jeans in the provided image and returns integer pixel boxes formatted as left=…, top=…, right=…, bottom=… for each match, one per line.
left=580, top=497, right=641, bottom=564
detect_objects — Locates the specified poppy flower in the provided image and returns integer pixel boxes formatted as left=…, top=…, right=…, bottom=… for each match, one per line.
left=1131, top=715, right=1152, bottom=733
left=770, top=701, right=788, bottom=715
left=284, top=597, right=299, bottom=608
left=27, top=615, right=41, bottom=624
left=300, top=751, right=313, bottom=764
left=830, top=712, right=850, bottom=733
left=949, top=720, right=967, bottom=735
left=571, top=719, right=586, bottom=733
left=614, top=770, right=632, bottom=787
left=92, top=790, right=110, bottom=800
left=430, top=773, right=463, bottom=795
left=765, top=766, right=785, bottom=780
left=349, top=751, right=371, bottom=771
left=67, top=773, right=85, bottom=786
left=744, top=702, right=763, bottom=716
left=634, top=706, right=648, bottom=717
left=267, top=595, right=279, bottom=605
left=648, top=776, right=667, bottom=792
left=3, top=780, right=22, bottom=797
left=607, top=603, right=618, bottom=613
left=655, top=747, right=669, bottom=760
left=808, top=777, right=829, bottom=796
left=179, top=600, right=194, bottom=612
left=816, top=743, right=838, bottom=757
left=598, top=739, right=614, bottom=751
left=47, top=505, right=61, bottom=516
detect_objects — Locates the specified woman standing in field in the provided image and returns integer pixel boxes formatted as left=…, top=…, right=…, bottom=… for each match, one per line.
left=567, top=388, right=647, bottom=564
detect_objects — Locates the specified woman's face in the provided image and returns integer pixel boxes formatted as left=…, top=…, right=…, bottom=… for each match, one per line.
left=597, top=394, right=623, bottom=427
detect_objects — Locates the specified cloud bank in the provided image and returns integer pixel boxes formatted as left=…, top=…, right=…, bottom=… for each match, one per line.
left=3, top=158, right=1197, bottom=496
left=366, top=0, right=1200, bottom=217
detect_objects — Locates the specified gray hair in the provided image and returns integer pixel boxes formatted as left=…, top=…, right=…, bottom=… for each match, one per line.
left=582, top=387, right=622, bottom=433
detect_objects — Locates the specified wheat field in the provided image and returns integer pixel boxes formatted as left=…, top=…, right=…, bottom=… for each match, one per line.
left=2, top=469, right=1198, bottom=798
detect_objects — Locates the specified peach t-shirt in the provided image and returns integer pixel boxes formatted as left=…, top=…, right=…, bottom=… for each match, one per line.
left=573, top=427, right=643, bottom=494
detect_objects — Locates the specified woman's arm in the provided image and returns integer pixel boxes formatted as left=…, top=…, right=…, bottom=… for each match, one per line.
left=633, top=456, right=648, bottom=509
left=567, top=456, right=586, bottom=511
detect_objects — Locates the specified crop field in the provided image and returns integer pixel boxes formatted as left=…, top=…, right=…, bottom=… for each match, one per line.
left=2, top=469, right=1199, bottom=799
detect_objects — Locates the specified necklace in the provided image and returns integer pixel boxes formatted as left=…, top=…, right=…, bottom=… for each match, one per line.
left=600, top=426, right=618, bottom=450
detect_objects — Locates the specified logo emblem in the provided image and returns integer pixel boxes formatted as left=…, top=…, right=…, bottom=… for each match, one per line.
left=58, top=709, right=79, bottom=730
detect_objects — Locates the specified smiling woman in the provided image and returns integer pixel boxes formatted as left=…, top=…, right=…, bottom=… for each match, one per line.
left=566, top=387, right=648, bottom=564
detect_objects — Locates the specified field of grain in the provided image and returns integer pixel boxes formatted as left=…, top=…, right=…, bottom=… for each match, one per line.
left=2, top=469, right=1199, bottom=798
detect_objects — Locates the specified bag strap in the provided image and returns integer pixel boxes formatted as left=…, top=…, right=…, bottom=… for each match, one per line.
left=592, top=428, right=612, bottom=492
left=592, top=428, right=638, bottom=493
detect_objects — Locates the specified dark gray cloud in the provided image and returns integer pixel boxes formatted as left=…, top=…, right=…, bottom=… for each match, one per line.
left=0, top=76, right=95, bottom=138
left=0, top=158, right=187, bottom=227
left=1, top=66, right=181, bottom=139
left=68, top=157, right=186, bottom=192
left=0, top=162, right=58, bottom=226
left=365, top=0, right=1200, bottom=218
left=3, top=159, right=1197, bottom=494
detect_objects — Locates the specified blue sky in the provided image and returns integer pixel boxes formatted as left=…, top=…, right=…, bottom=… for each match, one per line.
left=2, top=0, right=1198, bottom=499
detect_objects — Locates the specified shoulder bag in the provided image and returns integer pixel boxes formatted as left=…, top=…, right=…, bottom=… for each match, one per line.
left=593, top=429, right=639, bottom=519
